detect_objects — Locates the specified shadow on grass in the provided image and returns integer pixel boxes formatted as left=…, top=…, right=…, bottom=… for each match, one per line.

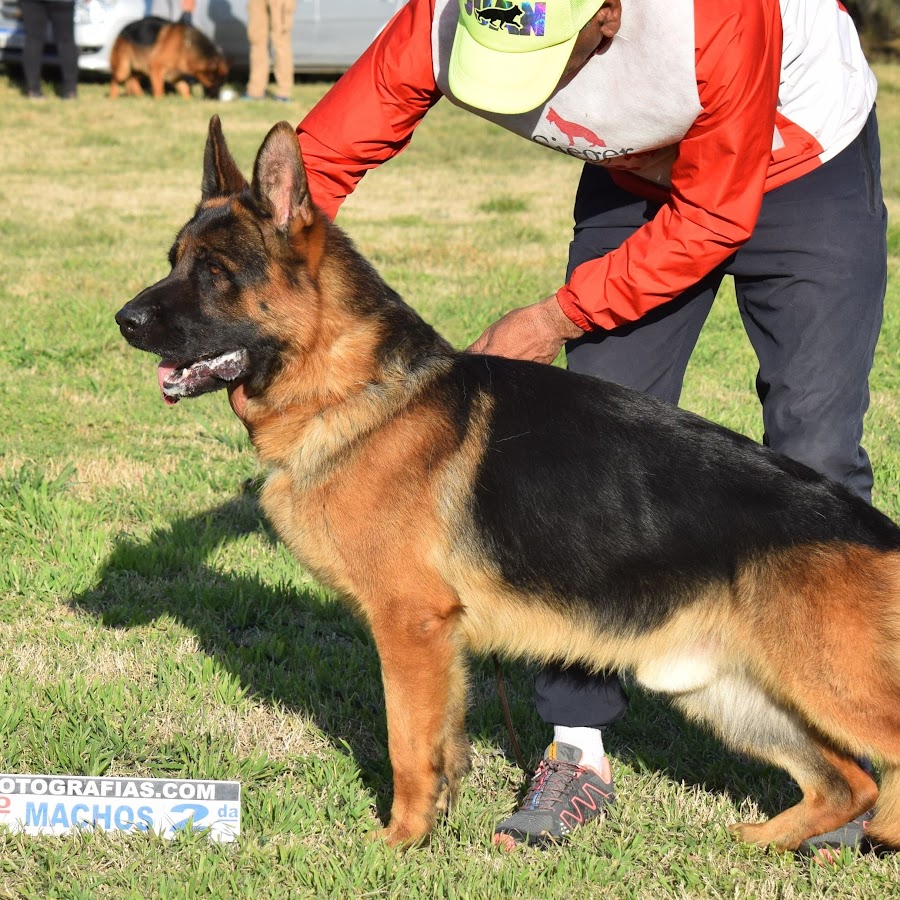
left=69, top=482, right=796, bottom=825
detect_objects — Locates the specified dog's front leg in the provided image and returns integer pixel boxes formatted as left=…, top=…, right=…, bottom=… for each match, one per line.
left=148, top=64, right=166, bottom=98
left=368, top=600, right=469, bottom=848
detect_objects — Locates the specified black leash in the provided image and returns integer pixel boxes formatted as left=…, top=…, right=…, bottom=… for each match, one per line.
left=492, top=653, right=528, bottom=773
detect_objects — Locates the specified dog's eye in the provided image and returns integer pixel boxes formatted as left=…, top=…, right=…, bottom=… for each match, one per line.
left=208, top=262, right=223, bottom=277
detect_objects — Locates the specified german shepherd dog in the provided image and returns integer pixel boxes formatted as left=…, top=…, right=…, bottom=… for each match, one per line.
left=109, top=17, right=228, bottom=100
left=116, top=117, right=900, bottom=852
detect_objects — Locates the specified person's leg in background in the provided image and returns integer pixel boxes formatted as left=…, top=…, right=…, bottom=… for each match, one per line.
left=244, top=0, right=271, bottom=100
left=46, top=1, right=78, bottom=98
left=495, top=165, right=724, bottom=848
left=729, top=110, right=887, bottom=853
left=731, top=111, right=886, bottom=503
left=270, top=0, right=296, bottom=102
left=20, top=0, right=49, bottom=98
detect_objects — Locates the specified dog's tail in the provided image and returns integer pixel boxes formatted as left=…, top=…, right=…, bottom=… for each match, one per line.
left=740, top=544, right=900, bottom=847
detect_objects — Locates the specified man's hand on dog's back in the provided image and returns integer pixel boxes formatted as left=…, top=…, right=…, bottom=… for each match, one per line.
left=466, top=295, right=584, bottom=364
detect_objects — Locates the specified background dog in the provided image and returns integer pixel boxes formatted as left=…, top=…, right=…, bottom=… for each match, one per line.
left=116, top=116, right=900, bottom=853
left=109, top=17, right=228, bottom=99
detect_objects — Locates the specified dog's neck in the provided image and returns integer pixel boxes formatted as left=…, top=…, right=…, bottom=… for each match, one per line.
left=244, top=345, right=454, bottom=485
left=238, top=237, right=456, bottom=478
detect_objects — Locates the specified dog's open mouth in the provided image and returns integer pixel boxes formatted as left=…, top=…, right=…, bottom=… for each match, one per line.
left=157, top=349, right=250, bottom=405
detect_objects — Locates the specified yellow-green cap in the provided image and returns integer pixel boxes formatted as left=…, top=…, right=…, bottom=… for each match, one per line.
left=448, top=1, right=606, bottom=115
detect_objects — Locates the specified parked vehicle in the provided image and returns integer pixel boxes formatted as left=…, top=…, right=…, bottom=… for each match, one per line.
left=0, top=0, right=409, bottom=76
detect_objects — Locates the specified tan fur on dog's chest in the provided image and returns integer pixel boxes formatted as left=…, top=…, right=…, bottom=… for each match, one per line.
left=257, top=401, right=472, bottom=619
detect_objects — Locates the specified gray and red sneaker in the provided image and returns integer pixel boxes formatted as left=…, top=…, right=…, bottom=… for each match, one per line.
left=493, top=742, right=614, bottom=850
left=797, top=809, right=876, bottom=863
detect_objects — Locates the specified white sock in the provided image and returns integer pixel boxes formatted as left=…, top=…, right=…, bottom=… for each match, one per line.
left=553, top=725, right=605, bottom=770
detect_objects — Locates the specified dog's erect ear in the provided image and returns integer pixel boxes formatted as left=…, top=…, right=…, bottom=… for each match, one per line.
left=251, top=121, right=315, bottom=232
left=202, top=115, right=248, bottom=201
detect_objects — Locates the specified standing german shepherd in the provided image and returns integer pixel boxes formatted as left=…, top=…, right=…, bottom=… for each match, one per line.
left=116, top=117, right=900, bottom=852
left=109, top=17, right=228, bottom=100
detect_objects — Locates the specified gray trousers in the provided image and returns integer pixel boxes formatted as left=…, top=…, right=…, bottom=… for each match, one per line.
left=535, top=110, right=888, bottom=729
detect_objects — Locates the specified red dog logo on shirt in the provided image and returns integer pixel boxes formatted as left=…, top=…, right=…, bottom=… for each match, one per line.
left=547, top=107, right=606, bottom=148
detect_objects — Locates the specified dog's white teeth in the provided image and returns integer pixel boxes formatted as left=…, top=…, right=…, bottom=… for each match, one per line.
left=157, top=351, right=249, bottom=405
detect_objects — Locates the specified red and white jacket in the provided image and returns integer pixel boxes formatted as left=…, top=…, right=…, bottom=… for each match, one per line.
left=297, top=0, right=876, bottom=331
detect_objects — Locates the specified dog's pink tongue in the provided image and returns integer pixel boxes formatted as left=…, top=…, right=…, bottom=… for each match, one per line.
left=157, top=360, right=179, bottom=405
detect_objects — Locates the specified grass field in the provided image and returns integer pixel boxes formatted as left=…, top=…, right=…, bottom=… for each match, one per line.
left=0, top=62, right=898, bottom=899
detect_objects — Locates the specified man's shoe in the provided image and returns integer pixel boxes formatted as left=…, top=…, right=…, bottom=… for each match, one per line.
left=493, top=742, right=614, bottom=849
left=797, top=809, right=876, bottom=863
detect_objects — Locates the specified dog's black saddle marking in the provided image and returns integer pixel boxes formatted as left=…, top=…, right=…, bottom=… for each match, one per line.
left=119, top=16, right=174, bottom=46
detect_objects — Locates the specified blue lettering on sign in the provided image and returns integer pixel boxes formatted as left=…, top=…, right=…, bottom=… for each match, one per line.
left=24, top=803, right=47, bottom=827
left=169, top=803, right=209, bottom=833
left=71, top=804, right=90, bottom=827
left=93, top=805, right=112, bottom=829
left=50, top=805, right=70, bottom=828
left=24, top=802, right=154, bottom=831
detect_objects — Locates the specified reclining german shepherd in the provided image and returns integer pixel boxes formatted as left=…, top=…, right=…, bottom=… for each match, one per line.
left=116, top=117, right=900, bottom=852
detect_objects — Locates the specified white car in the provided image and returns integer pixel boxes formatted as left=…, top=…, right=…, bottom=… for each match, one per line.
left=0, top=0, right=409, bottom=75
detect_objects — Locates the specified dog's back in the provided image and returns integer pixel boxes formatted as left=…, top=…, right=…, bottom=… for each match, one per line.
left=454, top=354, right=899, bottom=613
left=117, top=15, right=170, bottom=46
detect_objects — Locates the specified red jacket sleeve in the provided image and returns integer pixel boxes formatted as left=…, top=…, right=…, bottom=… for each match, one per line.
left=557, top=0, right=783, bottom=332
left=296, top=0, right=442, bottom=221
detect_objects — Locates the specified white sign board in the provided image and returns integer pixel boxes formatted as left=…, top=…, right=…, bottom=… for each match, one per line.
left=0, top=774, right=240, bottom=842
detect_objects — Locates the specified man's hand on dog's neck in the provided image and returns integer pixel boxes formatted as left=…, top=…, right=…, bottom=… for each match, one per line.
left=466, top=295, right=585, bottom=364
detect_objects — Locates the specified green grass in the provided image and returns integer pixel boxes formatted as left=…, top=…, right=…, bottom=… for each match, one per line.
left=0, top=63, right=898, bottom=898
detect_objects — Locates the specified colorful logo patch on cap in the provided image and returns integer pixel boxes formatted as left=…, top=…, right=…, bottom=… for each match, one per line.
left=464, top=2, right=546, bottom=37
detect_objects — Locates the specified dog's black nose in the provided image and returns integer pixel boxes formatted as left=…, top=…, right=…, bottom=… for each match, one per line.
left=115, top=303, right=152, bottom=338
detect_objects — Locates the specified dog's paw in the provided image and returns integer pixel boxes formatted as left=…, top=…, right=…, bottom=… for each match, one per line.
left=729, top=821, right=773, bottom=845
left=371, top=819, right=431, bottom=849
left=729, top=821, right=794, bottom=850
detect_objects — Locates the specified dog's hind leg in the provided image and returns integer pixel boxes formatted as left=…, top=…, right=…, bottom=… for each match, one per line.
left=673, top=673, right=878, bottom=850
left=741, top=548, right=900, bottom=848
left=367, top=588, right=470, bottom=847
left=867, top=766, right=900, bottom=847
